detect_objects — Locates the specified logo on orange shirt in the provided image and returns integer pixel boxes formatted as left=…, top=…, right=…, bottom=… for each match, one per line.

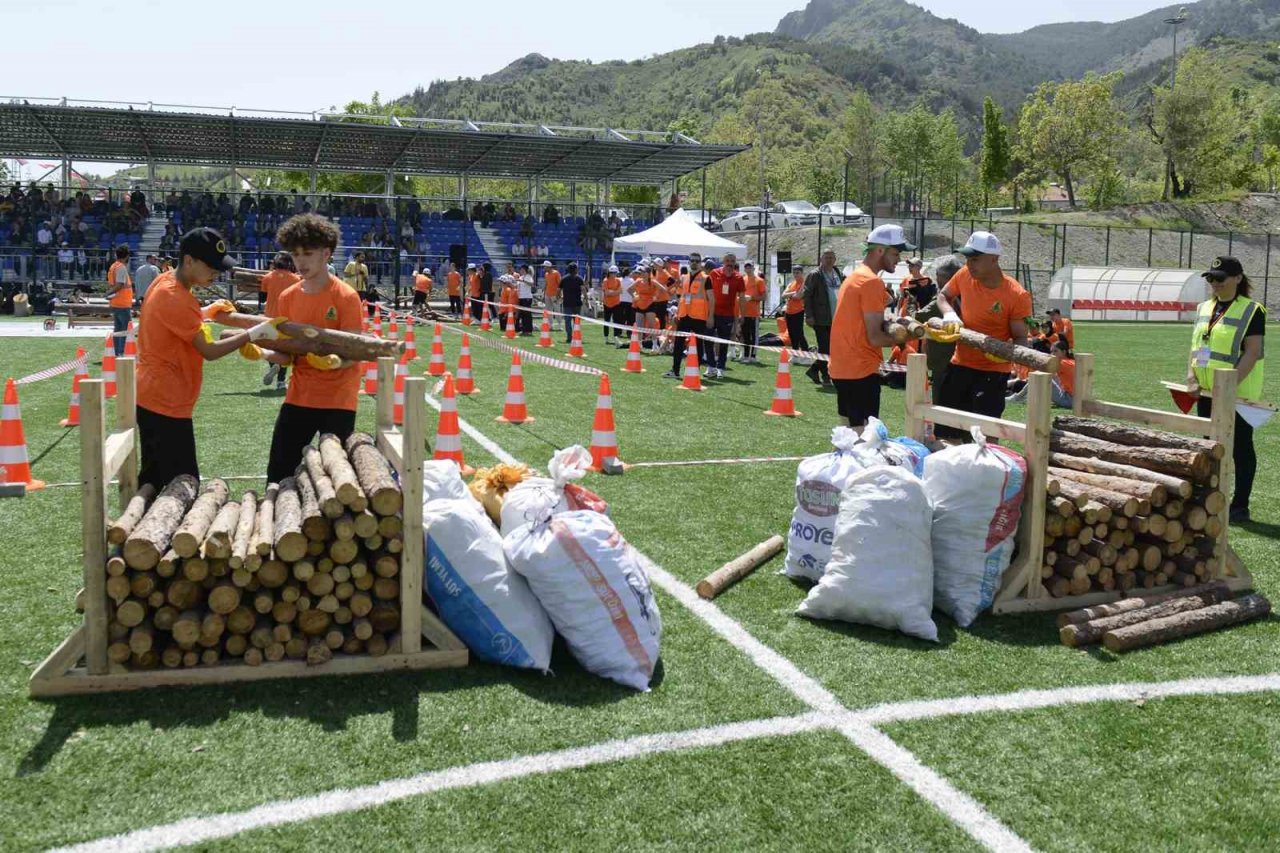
left=325, top=306, right=337, bottom=320
left=990, top=301, right=1002, bottom=314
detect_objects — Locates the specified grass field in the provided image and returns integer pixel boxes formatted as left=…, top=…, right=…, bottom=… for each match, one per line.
left=1, top=318, right=1277, bottom=851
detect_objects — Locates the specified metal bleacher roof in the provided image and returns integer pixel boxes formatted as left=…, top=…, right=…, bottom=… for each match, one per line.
left=0, top=98, right=748, bottom=184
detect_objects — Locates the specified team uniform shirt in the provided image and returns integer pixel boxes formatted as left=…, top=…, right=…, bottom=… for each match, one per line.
left=709, top=267, right=745, bottom=317
left=1050, top=317, right=1075, bottom=348
left=943, top=267, right=1033, bottom=374
left=632, top=277, right=655, bottom=311
left=783, top=279, right=805, bottom=314
left=468, top=272, right=482, bottom=298
left=602, top=275, right=622, bottom=308
left=740, top=274, right=766, bottom=318
left=413, top=273, right=433, bottom=295
left=447, top=270, right=462, bottom=296
left=890, top=338, right=920, bottom=365
left=342, top=260, right=368, bottom=293
left=136, top=272, right=204, bottom=419
left=1056, top=357, right=1076, bottom=398
left=829, top=263, right=890, bottom=381
left=652, top=279, right=670, bottom=304
left=544, top=269, right=561, bottom=299
left=278, top=275, right=363, bottom=411
left=108, top=260, right=133, bottom=308
left=260, top=269, right=301, bottom=317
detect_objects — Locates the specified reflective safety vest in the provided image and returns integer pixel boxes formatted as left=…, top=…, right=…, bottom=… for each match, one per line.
left=678, top=274, right=709, bottom=321
left=1191, top=296, right=1265, bottom=400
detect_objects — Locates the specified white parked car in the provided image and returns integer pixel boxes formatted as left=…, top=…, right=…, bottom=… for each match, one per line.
left=681, top=208, right=720, bottom=230
left=772, top=200, right=819, bottom=227
left=818, top=202, right=867, bottom=226
left=719, top=206, right=772, bottom=232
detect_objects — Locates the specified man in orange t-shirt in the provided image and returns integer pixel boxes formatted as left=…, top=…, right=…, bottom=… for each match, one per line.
left=828, top=224, right=909, bottom=426
left=782, top=266, right=810, bottom=350
left=467, top=264, right=482, bottom=317
left=259, top=251, right=302, bottom=391
left=542, top=261, right=562, bottom=329
left=601, top=265, right=623, bottom=343
left=1047, top=308, right=1074, bottom=348
left=737, top=261, right=767, bottom=362
left=265, top=214, right=364, bottom=484
left=136, top=228, right=272, bottom=489
left=107, top=244, right=134, bottom=356
left=446, top=263, right=463, bottom=317
left=412, top=265, right=433, bottom=316
left=935, top=230, right=1032, bottom=436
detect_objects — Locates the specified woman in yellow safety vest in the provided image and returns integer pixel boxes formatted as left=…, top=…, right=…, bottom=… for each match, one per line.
left=1186, top=255, right=1265, bottom=522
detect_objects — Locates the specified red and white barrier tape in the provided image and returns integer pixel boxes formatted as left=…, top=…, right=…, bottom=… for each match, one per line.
left=409, top=316, right=605, bottom=377
left=14, top=355, right=87, bottom=385
left=626, top=455, right=807, bottom=469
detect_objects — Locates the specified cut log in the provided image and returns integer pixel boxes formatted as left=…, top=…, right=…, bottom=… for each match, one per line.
left=1204, top=516, right=1224, bottom=539
left=1050, top=430, right=1210, bottom=483
left=1045, top=514, right=1066, bottom=539
left=202, top=500, right=241, bottom=559
left=1048, top=495, right=1074, bottom=519
left=273, top=477, right=308, bottom=562
left=365, top=634, right=389, bottom=657
left=369, top=605, right=400, bottom=633
left=363, top=534, right=383, bottom=552
left=108, top=483, right=157, bottom=545
left=1081, top=540, right=1118, bottom=566
left=333, top=513, right=356, bottom=542
left=165, top=578, right=203, bottom=610
left=243, top=647, right=264, bottom=666
left=377, top=514, right=403, bottom=538
left=320, top=433, right=366, bottom=509
left=298, top=608, right=332, bottom=637
left=229, top=491, right=258, bottom=570
left=352, top=509, right=379, bottom=539
left=1045, top=466, right=1166, bottom=507
left=222, top=312, right=404, bottom=362
left=207, top=583, right=241, bottom=615
left=301, top=446, right=344, bottom=519
left=1053, top=537, right=1081, bottom=558
left=1053, top=415, right=1224, bottom=460
left=1060, top=588, right=1230, bottom=647
left=129, top=573, right=157, bottom=599
left=171, top=610, right=202, bottom=647
left=349, top=592, right=374, bottom=618
left=306, top=572, right=336, bottom=598
left=106, top=546, right=127, bottom=577
left=226, top=606, right=256, bottom=635
left=224, top=634, right=248, bottom=657
left=1184, top=505, right=1209, bottom=532
left=123, top=475, right=200, bottom=570
left=1048, top=453, right=1194, bottom=497
left=251, top=483, right=279, bottom=560
left=1052, top=477, right=1139, bottom=518
left=1103, top=594, right=1271, bottom=652
left=344, top=432, right=403, bottom=516
left=106, top=574, right=131, bottom=604
left=696, top=535, right=785, bottom=599
left=258, top=559, right=289, bottom=589
left=926, top=318, right=1059, bottom=373
left=1200, top=490, right=1227, bottom=516
left=294, top=468, right=331, bottom=542
left=182, top=557, right=209, bottom=583
left=171, top=479, right=231, bottom=558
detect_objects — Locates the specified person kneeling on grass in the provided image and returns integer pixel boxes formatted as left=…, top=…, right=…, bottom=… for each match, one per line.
left=263, top=213, right=364, bottom=484
left=1006, top=339, right=1075, bottom=409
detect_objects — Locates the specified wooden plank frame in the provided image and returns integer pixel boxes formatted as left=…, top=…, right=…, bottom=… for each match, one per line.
left=30, top=357, right=466, bottom=697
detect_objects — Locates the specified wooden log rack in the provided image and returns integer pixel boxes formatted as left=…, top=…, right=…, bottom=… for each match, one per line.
left=901, top=352, right=1253, bottom=615
left=29, top=357, right=467, bottom=696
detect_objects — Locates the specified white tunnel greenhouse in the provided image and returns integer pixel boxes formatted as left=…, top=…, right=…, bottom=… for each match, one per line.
left=1048, top=266, right=1209, bottom=321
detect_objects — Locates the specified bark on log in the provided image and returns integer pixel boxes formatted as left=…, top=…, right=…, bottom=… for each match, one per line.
left=1048, top=453, right=1194, bottom=498
left=273, top=477, right=308, bottom=563
left=926, top=318, right=1059, bottom=373
left=1103, top=594, right=1271, bottom=652
left=344, top=433, right=403, bottom=516
left=228, top=491, right=258, bottom=570
left=294, top=468, right=332, bottom=542
left=1056, top=581, right=1232, bottom=627
left=221, top=312, right=404, bottom=361
left=251, top=483, right=278, bottom=561
left=108, top=483, right=157, bottom=545
left=1060, top=589, right=1229, bottom=647
left=320, top=433, right=366, bottom=510
left=172, top=479, right=231, bottom=558
left=696, top=535, right=785, bottom=599
left=1045, top=466, right=1165, bottom=507
left=1050, top=431, right=1210, bottom=483
left=1054, top=478, right=1138, bottom=517
left=301, top=446, right=344, bottom=519
left=1053, top=415, right=1224, bottom=460
left=202, top=500, right=241, bottom=559
left=123, top=475, right=200, bottom=570
left=1047, top=495, right=1076, bottom=519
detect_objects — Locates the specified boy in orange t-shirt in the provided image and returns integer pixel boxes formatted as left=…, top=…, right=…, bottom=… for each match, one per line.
left=136, top=228, right=275, bottom=489
left=412, top=266, right=433, bottom=316
left=107, top=245, right=134, bottom=356
left=259, top=252, right=301, bottom=390
left=446, top=263, right=463, bottom=316
left=265, top=214, right=364, bottom=484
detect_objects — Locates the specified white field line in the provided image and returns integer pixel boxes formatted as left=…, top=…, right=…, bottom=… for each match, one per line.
left=52, top=713, right=831, bottom=853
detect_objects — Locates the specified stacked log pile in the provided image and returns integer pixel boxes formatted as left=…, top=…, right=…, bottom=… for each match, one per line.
left=101, top=432, right=404, bottom=670
left=1056, top=581, right=1270, bottom=651
left=1040, top=415, right=1229, bottom=598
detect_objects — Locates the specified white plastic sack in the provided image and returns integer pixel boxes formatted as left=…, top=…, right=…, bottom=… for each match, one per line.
left=923, top=426, right=1027, bottom=627
left=500, top=445, right=606, bottom=536
left=857, top=416, right=931, bottom=476
left=797, top=466, right=937, bottom=641
left=505, top=511, right=662, bottom=691
left=422, top=460, right=472, bottom=503
left=783, top=427, right=876, bottom=582
left=423, top=497, right=555, bottom=671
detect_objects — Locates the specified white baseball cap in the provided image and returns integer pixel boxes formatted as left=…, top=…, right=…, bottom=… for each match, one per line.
left=866, top=223, right=915, bottom=251
left=608, top=264, right=619, bottom=273
left=959, top=231, right=1002, bottom=256
left=466, top=263, right=476, bottom=269
left=542, top=260, right=552, bottom=267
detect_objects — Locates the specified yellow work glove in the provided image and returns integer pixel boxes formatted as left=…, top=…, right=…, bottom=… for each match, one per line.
left=201, top=299, right=237, bottom=320
left=983, top=352, right=1008, bottom=364
left=199, top=322, right=215, bottom=344
left=304, top=352, right=342, bottom=371
left=238, top=342, right=263, bottom=361
left=925, top=325, right=961, bottom=344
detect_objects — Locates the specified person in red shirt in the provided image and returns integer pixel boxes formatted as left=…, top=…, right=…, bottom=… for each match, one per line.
left=707, top=253, right=745, bottom=378
left=259, top=252, right=301, bottom=391
left=264, top=214, right=364, bottom=484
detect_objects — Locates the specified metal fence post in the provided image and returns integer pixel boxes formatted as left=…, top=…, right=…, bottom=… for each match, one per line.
left=1228, top=230, right=1233, bottom=256
left=1104, top=226, right=1110, bottom=266
left=1061, top=225, right=1068, bottom=268
left=1051, top=225, right=1058, bottom=275
left=1015, top=221, right=1022, bottom=274
left=1265, top=232, right=1272, bottom=309
left=1148, top=228, right=1153, bottom=267
left=1188, top=229, right=1194, bottom=269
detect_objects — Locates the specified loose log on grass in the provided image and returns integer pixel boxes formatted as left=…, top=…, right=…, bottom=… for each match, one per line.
left=1060, top=588, right=1230, bottom=647
left=172, top=479, right=231, bottom=558
left=123, top=475, right=200, bottom=570
left=229, top=491, right=258, bottom=570
left=273, top=477, right=308, bottom=562
left=108, top=483, right=157, bottom=545
left=1052, top=415, right=1224, bottom=460
left=344, top=433, right=402, bottom=516
left=696, top=535, right=785, bottom=599
left=1048, top=453, right=1194, bottom=498
left=1050, top=431, right=1210, bottom=483
left=202, top=500, right=241, bottom=559
left=302, top=446, right=344, bottom=519
left=1102, top=594, right=1271, bottom=652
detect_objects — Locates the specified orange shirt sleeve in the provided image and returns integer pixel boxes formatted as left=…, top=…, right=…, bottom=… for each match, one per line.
left=136, top=276, right=205, bottom=419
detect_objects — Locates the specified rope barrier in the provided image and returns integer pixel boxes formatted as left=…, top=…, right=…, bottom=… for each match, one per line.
left=13, top=354, right=87, bottom=385
left=407, top=315, right=605, bottom=376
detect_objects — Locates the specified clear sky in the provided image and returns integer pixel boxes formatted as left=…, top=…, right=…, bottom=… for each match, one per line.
left=9, top=0, right=1173, bottom=115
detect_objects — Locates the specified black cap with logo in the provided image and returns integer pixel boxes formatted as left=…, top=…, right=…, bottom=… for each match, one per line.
left=179, top=227, right=236, bottom=271
left=1202, top=255, right=1243, bottom=281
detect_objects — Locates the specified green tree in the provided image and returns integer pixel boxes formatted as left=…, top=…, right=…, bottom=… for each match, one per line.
left=1017, top=72, right=1124, bottom=208
left=979, top=97, right=1010, bottom=209
left=1150, top=49, right=1247, bottom=198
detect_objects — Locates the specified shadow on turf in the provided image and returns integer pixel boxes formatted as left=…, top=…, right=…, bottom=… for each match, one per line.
left=17, top=642, right=655, bottom=777
left=30, top=428, right=74, bottom=467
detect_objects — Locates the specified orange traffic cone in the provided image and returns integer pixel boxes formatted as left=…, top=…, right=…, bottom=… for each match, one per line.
left=678, top=333, right=703, bottom=392
left=403, top=322, right=417, bottom=360
left=124, top=322, right=138, bottom=358
left=568, top=316, right=585, bottom=358
left=764, top=349, right=801, bottom=417
left=60, top=348, right=89, bottom=427
left=504, top=306, right=517, bottom=339
left=427, top=323, right=446, bottom=376
left=536, top=311, right=553, bottom=348
left=462, top=299, right=472, bottom=327
left=362, top=359, right=378, bottom=396
left=479, top=301, right=492, bottom=332
left=495, top=351, right=534, bottom=423
left=101, top=333, right=117, bottom=399
left=1, top=379, right=45, bottom=490
left=375, top=305, right=384, bottom=337
left=392, top=354, right=408, bottom=426
left=624, top=325, right=644, bottom=373
left=588, top=373, right=622, bottom=471
left=433, top=373, right=474, bottom=476
left=455, top=333, right=477, bottom=394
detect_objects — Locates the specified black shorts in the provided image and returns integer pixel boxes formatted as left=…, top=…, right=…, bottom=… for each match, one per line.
left=832, top=375, right=881, bottom=426
left=936, top=363, right=1009, bottom=439
left=267, top=403, right=357, bottom=484
left=137, top=405, right=199, bottom=490
left=412, top=291, right=427, bottom=306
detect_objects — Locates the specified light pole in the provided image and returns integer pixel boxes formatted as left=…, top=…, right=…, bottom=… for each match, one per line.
left=1165, top=8, right=1188, bottom=89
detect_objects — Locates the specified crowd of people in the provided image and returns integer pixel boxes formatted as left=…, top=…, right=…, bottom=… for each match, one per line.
left=0, top=182, right=146, bottom=280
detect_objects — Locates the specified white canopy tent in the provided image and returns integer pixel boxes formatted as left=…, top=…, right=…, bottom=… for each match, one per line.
left=613, top=208, right=748, bottom=258
left=1049, top=265, right=1208, bottom=321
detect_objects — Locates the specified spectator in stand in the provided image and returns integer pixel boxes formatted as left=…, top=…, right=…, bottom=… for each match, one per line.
left=802, top=248, right=841, bottom=386
left=135, top=254, right=161, bottom=305
left=560, top=262, right=585, bottom=343
left=343, top=251, right=369, bottom=300
left=607, top=211, right=622, bottom=236
left=737, top=260, right=766, bottom=363
left=502, top=203, right=517, bottom=222
left=57, top=243, right=75, bottom=279
left=708, top=253, right=745, bottom=379
left=543, top=204, right=560, bottom=225
left=106, top=245, right=134, bottom=356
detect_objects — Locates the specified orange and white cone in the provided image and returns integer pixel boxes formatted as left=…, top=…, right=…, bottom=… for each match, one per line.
left=433, top=373, right=474, bottom=475
left=375, top=305, right=384, bottom=337
left=495, top=351, right=534, bottom=423
left=568, top=316, right=585, bottom=358
left=60, top=348, right=89, bottom=427
left=392, top=354, right=408, bottom=426
left=504, top=306, right=517, bottom=339
left=426, top=323, right=446, bottom=376
left=588, top=373, right=623, bottom=471
left=536, top=310, right=553, bottom=348
left=403, top=322, right=417, bottom=360
left=455, top=333, right=477, bottom=394
left=678, top=334, right=703, bottom=391
left=462, top=299, right=472, bottom=327
left=388, top=311, right=399, bottom=342
left=1, top=379, right=45, bottom=490
left=764, top=349, right=801, bottom=417
left=101, top=333, right=117, bottom=399
left=124, top=321, right=138, bottom=358
left=362, top=360, right=378, bottom=396
left=479, top=301, right=492, bottom=332
left=624, top=325, right=644, bottom=373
